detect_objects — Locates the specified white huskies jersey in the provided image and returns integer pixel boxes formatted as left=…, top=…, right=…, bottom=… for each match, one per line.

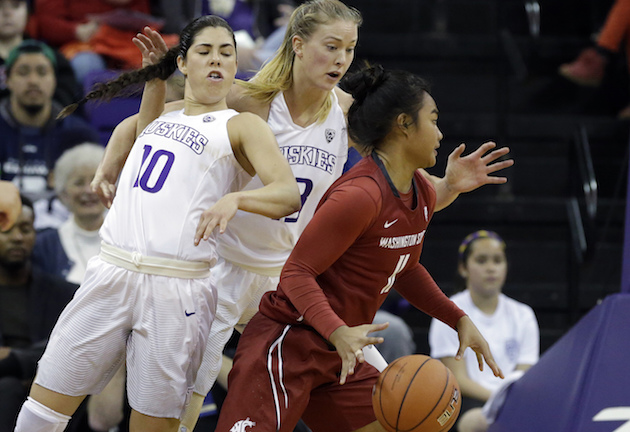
left=100, top=109, right=251, bottom=265
left=218, top=91, right=348, bottom=272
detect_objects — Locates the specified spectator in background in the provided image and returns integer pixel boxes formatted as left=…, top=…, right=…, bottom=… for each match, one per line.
left=0, top=195, right=77, bottom=431
left=33, top=143, right=105, bottom=284
left=429, top=230, right=539, bottom=432
left=32, top=0, right=168, bottom=84
left=0, top=40, right=99, bottom=202
left=0, top=0, right=82, bottom=107
left=558, top=0, right=630, bottom=118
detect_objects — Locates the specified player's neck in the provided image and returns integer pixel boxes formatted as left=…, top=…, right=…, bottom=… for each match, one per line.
left=283, top=84, right=329, bottom=128
left=373, top=148, right=415, bottom=194
left=183, top=98, right=228, bottom=116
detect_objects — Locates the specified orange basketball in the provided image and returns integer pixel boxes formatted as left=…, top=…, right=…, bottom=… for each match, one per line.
left=372, top=354, right=461, bottom=432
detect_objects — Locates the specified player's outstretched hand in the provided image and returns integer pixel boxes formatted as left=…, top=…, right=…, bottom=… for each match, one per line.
left=329, top=322, right=388, bottom=385
left=194, top=194, right=240, bottom=245
left=133, top=26, right=169, bottom=68
left=455, top=315, right=504, bottom=379
left=444, top=142, right=514, bottom=194
left=0, top=181, right=21, bottom=232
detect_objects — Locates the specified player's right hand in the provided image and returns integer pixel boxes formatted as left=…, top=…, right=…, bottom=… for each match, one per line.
left=329, top=323, right=388, bottom=385
left=91, top=170, right=117, bottom=209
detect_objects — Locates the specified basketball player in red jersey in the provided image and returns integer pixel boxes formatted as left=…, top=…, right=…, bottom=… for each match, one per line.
left=214, top=65, right=505, bottom=432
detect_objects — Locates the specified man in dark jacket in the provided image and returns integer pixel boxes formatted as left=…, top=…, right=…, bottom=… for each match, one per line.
left=0, top=194, right=77, bottom=430
left=0, top=40, right=99, bottom=201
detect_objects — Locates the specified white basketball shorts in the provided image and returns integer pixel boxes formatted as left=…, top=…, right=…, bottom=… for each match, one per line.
left=36, top=252, right=216, bottom=419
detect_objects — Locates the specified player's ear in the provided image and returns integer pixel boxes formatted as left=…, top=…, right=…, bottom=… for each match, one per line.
left=177, top=55, right=187, bottom=77
left=292, top=35, right=304, bottom=59
left=397, top=113, right=411, bottom=134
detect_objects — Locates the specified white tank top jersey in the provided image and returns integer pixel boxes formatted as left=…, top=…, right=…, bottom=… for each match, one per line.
left=100, top=109, right=251, bottom=265
left=217, top=91, right=349, bottom=273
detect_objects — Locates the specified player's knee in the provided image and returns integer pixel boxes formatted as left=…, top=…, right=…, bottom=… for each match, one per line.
left=15, top=397, right=71, bottom=432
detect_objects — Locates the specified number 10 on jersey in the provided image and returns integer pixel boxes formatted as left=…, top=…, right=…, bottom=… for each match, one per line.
left=133, top=145, right=175, bottom=193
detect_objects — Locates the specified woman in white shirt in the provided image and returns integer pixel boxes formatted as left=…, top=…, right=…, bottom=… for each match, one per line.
left=429, top=230, right=540, bottom=432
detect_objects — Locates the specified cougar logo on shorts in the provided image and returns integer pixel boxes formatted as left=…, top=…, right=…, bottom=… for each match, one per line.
left=230, top=417, right=256, bottom=432
left=325, top=128, right=335, bottom=143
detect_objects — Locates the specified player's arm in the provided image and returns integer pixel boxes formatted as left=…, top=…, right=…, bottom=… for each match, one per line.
left=0, top=181, right=21, bottom=232
left=91, top=28, right=184, bottom=207
left=194, top=113, right=301, bottom=244
left=133, top=27, right=170, bottom=136
left=441, top=356, right=493, bottom=402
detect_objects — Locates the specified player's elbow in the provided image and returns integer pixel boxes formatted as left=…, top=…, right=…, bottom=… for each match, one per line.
left=281, top=183, right=302, bottom=216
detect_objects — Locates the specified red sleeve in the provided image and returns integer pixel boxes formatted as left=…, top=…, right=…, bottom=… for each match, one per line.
left=394, top=263, right=466, bottom=330
left=35, top=0, right=80, bottom=46
left=34, top=0, right=151, bottom=47
left=279, top=177, right=381, bottom=340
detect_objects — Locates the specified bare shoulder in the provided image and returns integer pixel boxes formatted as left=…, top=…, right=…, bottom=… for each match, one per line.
left=227, top=112, right=270, bottom=138
left=229, top=111, right=267, bottom=128
left=334, top=86, right=354, bottom=115
left=227, top=84, right=271, bottom=120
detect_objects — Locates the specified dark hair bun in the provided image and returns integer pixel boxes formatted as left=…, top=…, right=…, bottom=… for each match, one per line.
left=344, top=64, right=387, bottom=103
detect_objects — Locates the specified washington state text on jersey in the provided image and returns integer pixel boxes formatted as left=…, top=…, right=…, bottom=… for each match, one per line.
left=139, top=120, right=209, bottom=155
left=281, top=145, right=337, bottom=174
left=379, top=230, right=426, bottom=249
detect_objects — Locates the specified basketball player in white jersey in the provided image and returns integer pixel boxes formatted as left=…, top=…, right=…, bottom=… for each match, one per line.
left=13, top=16, right=300, bottom=432
left=92, top=2, right=514, bottom=430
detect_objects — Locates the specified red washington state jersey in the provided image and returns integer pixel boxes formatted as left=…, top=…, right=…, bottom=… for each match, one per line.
left=259, top=153, right=464, bottom=340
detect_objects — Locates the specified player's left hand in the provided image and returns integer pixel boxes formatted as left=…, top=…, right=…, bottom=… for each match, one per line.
left=455, top=315, right=504, bottom=379
left=329, top=323, right=388, bottom=385
left=194, top=194, right=240, bottom=245
left=444, top=142, right=514, bottom=194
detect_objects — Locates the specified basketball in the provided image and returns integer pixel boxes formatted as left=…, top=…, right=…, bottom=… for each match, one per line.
left=372, top=354, right=461, bottom=432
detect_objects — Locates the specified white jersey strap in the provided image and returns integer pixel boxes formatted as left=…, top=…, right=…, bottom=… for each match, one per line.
left=100, top=242, right=210, bottom=279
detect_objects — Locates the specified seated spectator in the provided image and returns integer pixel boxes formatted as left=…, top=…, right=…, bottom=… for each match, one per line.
left=32, top=0, right=175, bottom=84
left=32, top=143, right=105, bottom=283
left=0, top=194, right=77, bottom=430
left=0, top=40, right=100, bottom=201
left=0, top=0, right=82, bottom=107
left=559, top=0, right=630, bottom=118
left=429, top=230, right=539, bottom=432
